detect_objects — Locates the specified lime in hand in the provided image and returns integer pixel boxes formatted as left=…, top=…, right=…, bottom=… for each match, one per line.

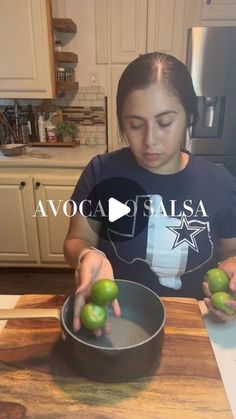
left=91, top=278, right=119, bottom=306
left=80, top=279, right=119, bottom=332
left=80, top=302, right=107, bottom=330
left=205, top=268, right=229, bottom=293
left=211, top=291, right=236, bottom=316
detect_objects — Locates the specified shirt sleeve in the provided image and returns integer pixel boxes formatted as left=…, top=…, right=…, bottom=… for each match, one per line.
left=216, top=170, right=236, bottom=238
left=70, top=155, right=103, bottom=210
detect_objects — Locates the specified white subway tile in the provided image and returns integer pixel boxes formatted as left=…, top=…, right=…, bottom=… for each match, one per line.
left=92, top=100, right=104, bottom=107
left=78, top=87, right=87, bottom=93
left=79, top=126, right=86, bottom=132
left=79, top=100, right=92, bottom=107
left=86, top=86, right=100, bottom=93
left=67, top=99, right=82, bottom=106
left=4, top=99, right=14, bottom=105
left=96, top=93, right=105, bottom=100
left=85, top=93, right=97, bottom=100
left=85, top=126, right=97, bottom=132
left=98, top=126, right=105, bottom=132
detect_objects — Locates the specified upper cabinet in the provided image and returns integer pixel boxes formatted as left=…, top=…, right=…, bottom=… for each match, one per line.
left=0, top=0, right=56, bottom=99
left=147, top=0, right=187, bottom=61
left=96, top=0, right=188, bottom=64
left=110, top=0, right=148, bottom=63
left=200, top=0, right=236, bottom=21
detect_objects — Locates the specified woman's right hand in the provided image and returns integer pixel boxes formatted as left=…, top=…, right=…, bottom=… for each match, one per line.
left=73, top=250, right=121, bottom=336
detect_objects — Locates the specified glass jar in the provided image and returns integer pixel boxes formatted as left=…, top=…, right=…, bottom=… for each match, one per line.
left=46, top=126, right=57, bottom=143
left=55, top=40, right=62, bottom=52
left=57, top=67, right=65, bottom=82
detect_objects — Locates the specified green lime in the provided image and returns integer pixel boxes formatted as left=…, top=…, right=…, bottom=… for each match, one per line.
left=211, top=291, right=235, bottom=316
left=91, top=279, right=119, bottom=306
left=80, top=302, right=107, bottom=330
left=205, top=268, right=229, bottom=293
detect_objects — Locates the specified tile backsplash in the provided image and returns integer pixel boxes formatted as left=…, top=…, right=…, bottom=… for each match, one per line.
left=56, top=86, right=106, bottom=145
left=0, top=86, right=107, bottom=145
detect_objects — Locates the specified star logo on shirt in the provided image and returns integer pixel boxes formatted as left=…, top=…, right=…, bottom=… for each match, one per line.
left=167, top=215, right=206, bottom=252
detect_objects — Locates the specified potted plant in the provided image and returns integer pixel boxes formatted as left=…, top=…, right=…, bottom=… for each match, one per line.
left=54, top=120, right=78, bottom=143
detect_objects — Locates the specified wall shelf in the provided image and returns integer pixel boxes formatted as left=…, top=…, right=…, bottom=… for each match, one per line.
left=55, top=52, right=78, bottom=63
left=53, top=18, right=77, bottom=33
left=53, top=17, right=78, bottom=97
left=56, top=81, right=79, bottom=96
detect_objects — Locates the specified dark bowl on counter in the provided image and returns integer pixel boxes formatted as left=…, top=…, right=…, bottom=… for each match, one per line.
left=62, top=279, right=166, bottom=382
left=0, top=144, right=26, bottom=156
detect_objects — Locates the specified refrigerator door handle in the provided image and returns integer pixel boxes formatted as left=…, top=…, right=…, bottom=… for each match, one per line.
left=204, top=96, right=218, bottom=128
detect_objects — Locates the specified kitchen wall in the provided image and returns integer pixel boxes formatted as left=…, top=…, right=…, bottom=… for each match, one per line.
left=0, top=0, right=107, bottom=145
left=52, top=0, right=106, bottom=87
left=52, top=0, right=107, bottom=144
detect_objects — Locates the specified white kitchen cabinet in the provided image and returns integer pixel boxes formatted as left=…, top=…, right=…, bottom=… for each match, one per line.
left=0, top=146, right=105, bottom=266
left=146, top=0, right=188, bottom=60
left=95, top=0, right=148, bottom=64
left=96, top=0, right=188, bottom=64
left=0, top=174, right=40, bottom=262
left=33, top=174, right=79, bottom=263
left=0, top=170, right=79, bottom=266
left=0, top=0, right=56, bottom=99
left=110, top=0, right=148, bottom=63
left=200, top=0, right=236, bottom=20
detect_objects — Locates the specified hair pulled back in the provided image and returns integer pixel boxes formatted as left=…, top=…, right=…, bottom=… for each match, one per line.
left=116, top=52, right=198, bottom=131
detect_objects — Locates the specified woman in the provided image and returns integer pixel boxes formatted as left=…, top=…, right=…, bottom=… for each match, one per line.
left=64, top=52, right=236, bottom=333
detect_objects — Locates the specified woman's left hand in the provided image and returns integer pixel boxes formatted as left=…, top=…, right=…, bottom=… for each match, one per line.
left=202, top=258, right=236, bottom=321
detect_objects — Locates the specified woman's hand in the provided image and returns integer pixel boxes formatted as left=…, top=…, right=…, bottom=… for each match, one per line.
left=73, top=250, right=121, bottom=335
left=203, top=258, right=236, bottom=321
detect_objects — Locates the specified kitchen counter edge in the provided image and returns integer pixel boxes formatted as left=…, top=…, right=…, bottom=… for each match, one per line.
left=0, top=145, right=107, bottom=168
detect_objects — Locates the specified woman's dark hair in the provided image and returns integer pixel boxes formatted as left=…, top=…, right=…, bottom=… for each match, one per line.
left=116, top=52, right=198, bottom=132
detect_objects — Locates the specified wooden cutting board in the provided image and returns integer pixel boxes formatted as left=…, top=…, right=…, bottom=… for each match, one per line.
left=0, top=295, right=232, bottom=419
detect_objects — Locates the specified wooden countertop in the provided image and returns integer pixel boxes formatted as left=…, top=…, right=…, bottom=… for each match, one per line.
left=0, top=295, right=232, bottom=418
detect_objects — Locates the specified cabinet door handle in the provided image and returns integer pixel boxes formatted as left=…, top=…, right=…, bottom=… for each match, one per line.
left=19, top=181, right=26, bottom=189
left=35, top=181, right=40, bottom=189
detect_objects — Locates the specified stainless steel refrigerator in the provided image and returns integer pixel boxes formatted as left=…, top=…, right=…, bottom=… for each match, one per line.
left=187, top=26, right=236, bottom=176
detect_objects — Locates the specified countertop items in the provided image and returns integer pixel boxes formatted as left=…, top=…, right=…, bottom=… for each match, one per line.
left=199, top=301, right=236, bottom=416
left=0, top=295, right=232, bottom=418
left=0, top=144, right=107, bottom=168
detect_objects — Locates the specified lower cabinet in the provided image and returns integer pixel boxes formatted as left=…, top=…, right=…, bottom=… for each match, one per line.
left=34, top=174, right=79, bottom=263
left=0, top=171, right=80, bottom=266
left=0, top=174, right=40, bottom=262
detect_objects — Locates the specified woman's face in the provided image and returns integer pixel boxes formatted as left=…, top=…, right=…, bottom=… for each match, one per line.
left=121, top=83, right=187, bottom=174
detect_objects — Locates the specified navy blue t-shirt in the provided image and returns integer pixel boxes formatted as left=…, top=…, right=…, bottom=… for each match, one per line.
left=71, top=148, right=236, bottom=299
